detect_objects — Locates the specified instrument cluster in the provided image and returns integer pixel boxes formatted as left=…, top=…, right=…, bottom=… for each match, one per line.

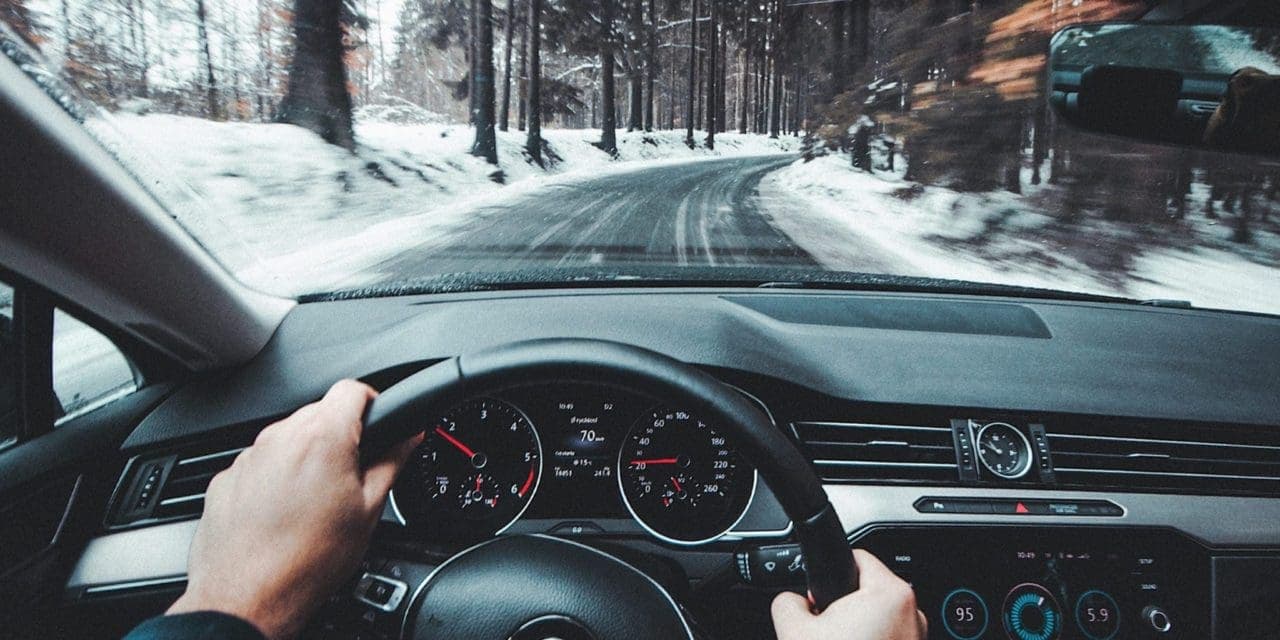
left=388, top=383, right=759, bottom=546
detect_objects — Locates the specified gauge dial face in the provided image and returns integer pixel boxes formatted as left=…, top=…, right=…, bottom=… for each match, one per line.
left=1003, top=583, right=1062, bottom=640
left=392, top=398, right=542, bottom=540
left=976, top=422, right=1033, bottom=479
left=617, top=408, right=755, bottom=545
left=1075, top=590, right=1121, bottom=640
left=941, top=589, right=989, bottom=640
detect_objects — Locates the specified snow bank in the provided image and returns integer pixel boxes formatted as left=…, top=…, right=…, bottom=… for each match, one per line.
left=107, top=113, right=797, bottom=295
left=765, top=153, right=1280, bottom=315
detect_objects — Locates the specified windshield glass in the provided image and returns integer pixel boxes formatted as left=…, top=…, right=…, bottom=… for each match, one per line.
left=3, top=0, right=1279, bottom=313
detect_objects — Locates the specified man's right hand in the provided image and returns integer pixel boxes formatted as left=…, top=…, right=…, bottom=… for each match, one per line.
left=771, top=549, right=927, bottom=640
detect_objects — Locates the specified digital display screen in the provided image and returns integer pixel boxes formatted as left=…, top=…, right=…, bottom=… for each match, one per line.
left=856, top=527, right=1208, bottom=640
left=500, top=385, right=649, bottom=518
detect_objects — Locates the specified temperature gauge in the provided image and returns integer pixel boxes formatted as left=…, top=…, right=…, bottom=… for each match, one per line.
left=941, top=588, right=988, bottom=640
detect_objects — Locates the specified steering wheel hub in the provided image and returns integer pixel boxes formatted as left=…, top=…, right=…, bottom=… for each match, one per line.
left=402, top=534, right=692, bottom=640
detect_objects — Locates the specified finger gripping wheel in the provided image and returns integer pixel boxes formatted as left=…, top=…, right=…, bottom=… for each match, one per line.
left=359, top=338, right=858, bottom=619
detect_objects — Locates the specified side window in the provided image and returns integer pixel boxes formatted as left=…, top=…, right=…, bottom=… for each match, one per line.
left=52, top=309, right=138, bottom=425
left=0, top=282, right=15, bottom=446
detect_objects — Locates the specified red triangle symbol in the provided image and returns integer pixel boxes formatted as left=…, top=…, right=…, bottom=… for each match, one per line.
left=1015, top=502, right=1030, bottom=514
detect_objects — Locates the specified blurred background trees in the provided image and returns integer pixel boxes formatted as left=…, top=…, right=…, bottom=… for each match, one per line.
left=5, top=0, right=1279, bottom=242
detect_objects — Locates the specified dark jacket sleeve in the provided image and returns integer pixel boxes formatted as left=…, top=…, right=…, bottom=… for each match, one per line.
left=123, top=612, right=266, bottom=640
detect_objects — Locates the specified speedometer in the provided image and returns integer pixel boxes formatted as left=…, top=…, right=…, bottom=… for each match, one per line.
left=391, top=398, right=542, bottom=541
left=618, top=408, right=755, bottom=545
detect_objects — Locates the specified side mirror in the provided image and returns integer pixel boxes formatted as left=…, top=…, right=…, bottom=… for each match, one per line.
left=1049, top=23, right=1280, bottom=155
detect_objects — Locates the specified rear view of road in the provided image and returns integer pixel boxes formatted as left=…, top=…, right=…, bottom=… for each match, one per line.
left=368, top=155, right=824, bottom=279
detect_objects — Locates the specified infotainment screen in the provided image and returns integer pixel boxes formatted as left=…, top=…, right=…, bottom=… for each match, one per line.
left=855, top=526, right=1209, bottom=640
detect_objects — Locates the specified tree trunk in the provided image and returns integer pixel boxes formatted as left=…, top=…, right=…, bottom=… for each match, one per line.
left=195, top=0, right=220, bottom=120
left=853, top=123, right=871, bottom=172
left=517, top=14, right=527, bottom=131
left=668, top=41, right=677, bottom=130
left=685, top=0, right=697, bottom=147
left=599, top=0, right=618, bottom=155
left=738, top=45, right=749, bottom=133
left=525, top=0, right=542, bottom=164
left=739, top=3, right=750, bottom=134
left=830, top=1, right=846, bottom=99
left=1004, top=115, right=1024, bottom=193
left=499, top=0, right=516, bottom=131
left=1031, top=102, right=1048, bottom=186
left=472, top=0, right=498, bottom=164
left=704, top=0, right=717, bottom=149
left=469, top=0, right=478, bottom=125
left=768, top=0, right=782, bottom=138
left=643, top=0, right=656, bottom=132
left=718, top=16, right=726, bottom=133
left=277, top=0, right=354, bottom=150
left=852, top=0, right=869, bottom=67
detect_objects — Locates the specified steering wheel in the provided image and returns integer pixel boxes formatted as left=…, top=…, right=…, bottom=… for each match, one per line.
left=360, top=339, right=857, bottom=639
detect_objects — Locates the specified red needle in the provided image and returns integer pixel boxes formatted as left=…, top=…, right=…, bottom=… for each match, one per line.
left=474, top=475, right=483, bottom=492
left=669, top=476, right=683, bottom=492
left=518, top=466, right=536, bottom=497
left=435, top=426, right=477, bottom=458
left=630, top=457, right=678, bottom=466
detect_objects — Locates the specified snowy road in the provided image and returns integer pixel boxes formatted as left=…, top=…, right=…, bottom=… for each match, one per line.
left=366, top=155, right=829, bottom=278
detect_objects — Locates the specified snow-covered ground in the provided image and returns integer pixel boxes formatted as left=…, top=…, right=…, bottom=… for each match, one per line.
left=104, top=112, right=799, bottom=294
left=95, top=111, right=1279, bottom=316
left=764, top=153, right=1280, bottom=315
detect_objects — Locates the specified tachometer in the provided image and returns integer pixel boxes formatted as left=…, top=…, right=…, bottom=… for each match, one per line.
left=391, top=398, right=542, bottom=540
left=618, top=408, right=755, bottom=545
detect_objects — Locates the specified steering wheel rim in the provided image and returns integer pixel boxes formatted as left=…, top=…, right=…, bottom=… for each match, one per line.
left=359, top=338, right=858, bottom=612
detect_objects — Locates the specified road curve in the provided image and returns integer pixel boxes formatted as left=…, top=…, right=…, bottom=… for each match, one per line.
left=369, top=155, right=820, bottom=278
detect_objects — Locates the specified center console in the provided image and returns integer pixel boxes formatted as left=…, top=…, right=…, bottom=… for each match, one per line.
left=853, top=526, right=1209, bottom=640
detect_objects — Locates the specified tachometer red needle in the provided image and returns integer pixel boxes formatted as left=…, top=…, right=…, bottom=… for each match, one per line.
left=435, top=426, right=476, bottom=458
left=519, top=466, right=536, bottom=497
left=630, top=457, right=678, bottom=466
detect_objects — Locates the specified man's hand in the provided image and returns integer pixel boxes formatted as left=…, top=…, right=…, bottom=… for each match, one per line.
left=167, top=380, right=423, bottom=639
left=771, top=549, right=927, bottom=640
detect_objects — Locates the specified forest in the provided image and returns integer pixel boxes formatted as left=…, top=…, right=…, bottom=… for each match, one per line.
left=2, top=0, right=1278, bottom=293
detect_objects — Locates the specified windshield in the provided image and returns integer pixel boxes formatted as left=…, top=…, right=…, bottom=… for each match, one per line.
left=3, top=0, right=1279, bottom=314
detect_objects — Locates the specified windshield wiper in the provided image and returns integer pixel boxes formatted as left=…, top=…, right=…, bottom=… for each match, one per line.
left=302, top=266, right=1146, bottom=308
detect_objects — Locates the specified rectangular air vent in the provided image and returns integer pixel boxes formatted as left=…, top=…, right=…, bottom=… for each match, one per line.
left=1049, top=426, right=1280, bottom=496
left=110, top=446, right=245, bottom=527
left=792, top=421, right=959, bottom=483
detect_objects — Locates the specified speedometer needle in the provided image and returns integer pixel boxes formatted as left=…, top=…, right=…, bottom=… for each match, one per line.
left=436, top=426, right=477, bottom=458
left=630, top=457, right=678, bottom=466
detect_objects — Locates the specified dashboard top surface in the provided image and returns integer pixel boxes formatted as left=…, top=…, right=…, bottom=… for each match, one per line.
left=125, top=288, right=1280, bottom=449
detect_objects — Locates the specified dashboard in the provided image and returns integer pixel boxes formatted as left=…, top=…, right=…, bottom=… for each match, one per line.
left=50, top=288, right=1280, bottom=640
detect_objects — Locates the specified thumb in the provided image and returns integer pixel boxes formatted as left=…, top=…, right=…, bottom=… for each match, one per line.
left=362, top=431, right=424, bottom=511
left=770, top=590, right=814, bottom=638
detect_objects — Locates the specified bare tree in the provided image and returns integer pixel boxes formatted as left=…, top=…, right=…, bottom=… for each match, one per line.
left=598, top=0, right=617, bottom=155
left=704, top=0, right=716, bottom=149
left=525, top=0, right=542, bottom=164
left=195, top=0, right=220, bottom=119
left=684, top=0, right=697, bottom=147
left=472, top=0, right=498, bottom=163
left=499, top=0, right=515, bottom=131
left=642, top=0, right=654, bottom=132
